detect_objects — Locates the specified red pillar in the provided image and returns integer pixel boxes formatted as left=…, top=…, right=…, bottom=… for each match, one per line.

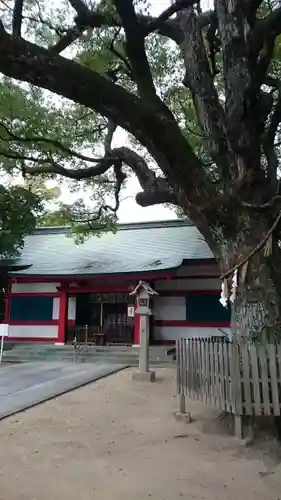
left=57, top=287, right=68, bottom=344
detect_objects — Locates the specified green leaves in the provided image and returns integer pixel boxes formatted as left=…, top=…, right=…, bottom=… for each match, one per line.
left=0, top=0, right=280, bottom=255
left=0, top=185, right=41, bottom=258
left=0, top=61, right=124, bottom=247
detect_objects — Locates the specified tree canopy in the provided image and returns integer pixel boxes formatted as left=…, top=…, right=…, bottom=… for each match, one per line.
left=0, top=1, right=281, bottom=288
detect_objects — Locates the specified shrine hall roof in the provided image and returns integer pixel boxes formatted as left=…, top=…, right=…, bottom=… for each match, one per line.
left=10, top=219, right=214, bottom=277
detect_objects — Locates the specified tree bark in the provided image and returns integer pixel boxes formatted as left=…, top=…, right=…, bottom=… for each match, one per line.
left=219, top=214, right=281, bottom=341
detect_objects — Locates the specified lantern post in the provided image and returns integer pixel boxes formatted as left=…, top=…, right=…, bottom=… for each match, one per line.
left=130, top=281, right=158, bottom=382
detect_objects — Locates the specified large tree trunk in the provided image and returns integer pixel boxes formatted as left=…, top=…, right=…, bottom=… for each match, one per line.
left=218, top=214, right=281, bottom=342
left=217, top=215, right=281, bottom=439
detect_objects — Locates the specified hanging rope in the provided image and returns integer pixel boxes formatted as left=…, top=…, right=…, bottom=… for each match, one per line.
left=220, top=209, right=281, bottom=280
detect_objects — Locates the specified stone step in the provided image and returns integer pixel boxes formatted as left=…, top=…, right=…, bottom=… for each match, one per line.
left=4, top=349, right=168, bottom=359
left=5, top=346, right=140, bottom=353
left=6, top=350, right=163, bottom=358
left=4, top=350, right=138, bottom=358
left=3, top=354, right=173, bottom=367
left=5, top=342, right=169, bottom=351
left=4, top=350, right=137, bottom=358
left=3, top=343, right=173, bottom=366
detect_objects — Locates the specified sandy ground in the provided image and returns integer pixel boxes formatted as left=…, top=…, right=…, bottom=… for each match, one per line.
left=0, top=368, right=281, bottom=500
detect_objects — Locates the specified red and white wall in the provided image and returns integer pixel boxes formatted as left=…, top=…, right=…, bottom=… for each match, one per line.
left=152, top=263, right=231, bottom=343
left=8, top=282, right=62, bottom=342
left=6, top=262, right=231, bottom=344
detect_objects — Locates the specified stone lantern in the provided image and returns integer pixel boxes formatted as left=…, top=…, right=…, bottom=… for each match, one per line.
left=130, top=281, right=158, bottom=382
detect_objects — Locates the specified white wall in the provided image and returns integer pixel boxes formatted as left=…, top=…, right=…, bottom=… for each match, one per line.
left=8, top=325, right=58, bottom=339
left=11, top=282, right=60, bottom=293
left=52, top=296, right=76, bottom=320
left=52, top=297, right=59, bottom=320
left=68, top=297, right=76, bottom=320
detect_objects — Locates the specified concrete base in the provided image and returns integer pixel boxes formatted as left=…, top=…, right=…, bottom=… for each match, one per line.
left=55, top=342, right=65, bottom=346
left=132, top=370, right=156, bottom=382
left=175, top=411, right=192, bottom=423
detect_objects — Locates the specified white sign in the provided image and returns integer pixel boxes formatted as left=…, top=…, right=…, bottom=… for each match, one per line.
left=0, top=324, right=8, bottom=337
left=0, top=324, right=8, bottom=364
left=127, top=306, right=135, bottom=318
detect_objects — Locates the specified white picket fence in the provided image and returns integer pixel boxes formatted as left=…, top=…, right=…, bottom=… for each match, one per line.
left=176, top=338, right=281, bottom=417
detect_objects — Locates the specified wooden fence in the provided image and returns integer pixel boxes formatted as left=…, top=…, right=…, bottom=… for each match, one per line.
left=176, top=338, right=281, bottom=417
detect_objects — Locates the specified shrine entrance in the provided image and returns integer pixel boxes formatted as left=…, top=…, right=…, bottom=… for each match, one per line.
left=67, top=292, right=134, bottom=345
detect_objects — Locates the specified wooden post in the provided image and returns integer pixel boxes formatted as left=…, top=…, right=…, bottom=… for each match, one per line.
left=234, top=415, right=243, bottom=439
left=180, top=393, right=186, bottom=414
left=175, top=339, right=191, bottom=423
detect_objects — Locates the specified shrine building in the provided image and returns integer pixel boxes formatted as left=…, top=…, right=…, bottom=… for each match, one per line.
left=2, top=219, right=231, bottom=345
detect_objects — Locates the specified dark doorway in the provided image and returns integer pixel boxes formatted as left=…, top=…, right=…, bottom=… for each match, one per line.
left=69, top=292, right=134, bottom=344
left=75, top=293, right=90, bottom=326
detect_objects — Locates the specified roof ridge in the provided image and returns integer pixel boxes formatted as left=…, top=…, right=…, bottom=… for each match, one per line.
left=33, top=218, right=193, bottom=235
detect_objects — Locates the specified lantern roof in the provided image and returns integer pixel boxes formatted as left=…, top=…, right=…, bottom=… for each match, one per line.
left=129, top=280, right=158, bottom=296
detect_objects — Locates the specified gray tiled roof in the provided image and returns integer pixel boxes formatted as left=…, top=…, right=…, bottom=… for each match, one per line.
left=11, top=219, right=214, bottom=277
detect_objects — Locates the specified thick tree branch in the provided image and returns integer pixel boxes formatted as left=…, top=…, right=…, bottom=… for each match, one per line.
left=21, top=145, right=179, bottom=208
left=12, top=0, right=24, bottom=37
left=51, top=0, right=119, bottom=54
left=250, top=7, right=281, bottom=83
left=247, top=8, right=281, bottom=90
left=0, top=17, right=220, bottom=248
left=103, top=120, right=117, bottom=155
left=0, top=27, right=216, bottom=214
left=147, top=0, right=197, bottom=32
left=252, top=7, right=281, bottom=50
left=0, top=147, right=117, bottom=178
left=50, top=26, right=84, bottom=54
left=50, top=7, right=182, bottom=54
left=135, top=189, right=178, bottom=207
left=68, top=0, right=89, bottom=19
left=255, top=36, right=275, bottom=85
left=113, top=0, right=157, bottom=100
left=247, top=0, right=263, bottom=23
left=214, top=0, right=265, bottom=174
left=179, top=7, right=235, bottom=180
left=115, top=147, right=179, bottom=206
left=0, top=28, right=140, bottom=132
left=0, top=141, right=171, bottom=207
left=21, top=155, right=116, bottom=180
left=108, top=29, right=133, bottom=81
left=215, top=0, right=250, bottom=125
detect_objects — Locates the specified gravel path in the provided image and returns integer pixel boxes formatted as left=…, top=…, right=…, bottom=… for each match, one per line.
left=0, top=368, right=281, bottom=500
